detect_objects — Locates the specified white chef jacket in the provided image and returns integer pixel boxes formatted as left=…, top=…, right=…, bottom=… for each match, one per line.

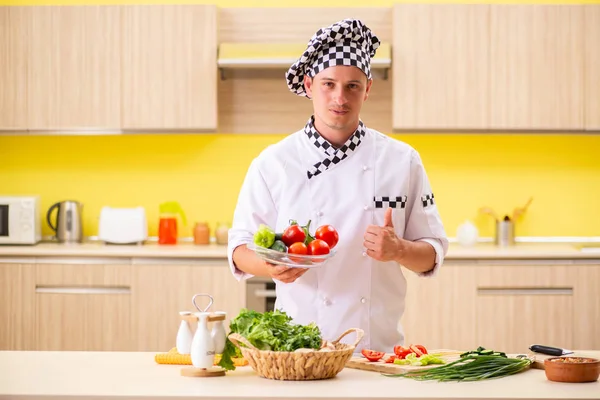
left=227, top=120, right=448, bottom=352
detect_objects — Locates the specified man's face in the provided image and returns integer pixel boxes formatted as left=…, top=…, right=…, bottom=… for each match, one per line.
left=304, top=66, right=372, bottom=138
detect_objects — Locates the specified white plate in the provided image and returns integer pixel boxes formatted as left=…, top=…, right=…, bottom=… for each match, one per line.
left=247, top=242, right=336, bottom=268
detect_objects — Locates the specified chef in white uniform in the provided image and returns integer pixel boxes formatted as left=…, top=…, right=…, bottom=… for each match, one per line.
left=227, top=18, right=448, bottom=352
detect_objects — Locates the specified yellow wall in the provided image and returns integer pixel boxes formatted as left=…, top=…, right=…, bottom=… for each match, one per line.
left=2, top=0, right=599, bottom=240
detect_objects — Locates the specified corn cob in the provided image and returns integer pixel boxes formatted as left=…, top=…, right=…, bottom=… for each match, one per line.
left=154, top=348, right=248, bottom=366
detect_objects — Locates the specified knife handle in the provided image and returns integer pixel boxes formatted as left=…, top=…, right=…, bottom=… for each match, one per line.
left=529, top=345, right=563, bottom=356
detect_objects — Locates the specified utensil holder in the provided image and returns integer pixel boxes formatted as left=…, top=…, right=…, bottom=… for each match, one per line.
left=495, top=220, right=515, bottom=246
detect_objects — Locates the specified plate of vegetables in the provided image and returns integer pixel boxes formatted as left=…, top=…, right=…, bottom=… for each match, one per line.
left=250, top=219, right=339, bottom=268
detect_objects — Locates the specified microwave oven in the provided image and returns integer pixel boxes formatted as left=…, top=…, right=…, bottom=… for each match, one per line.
left=0, top=196, right=42, bottom=245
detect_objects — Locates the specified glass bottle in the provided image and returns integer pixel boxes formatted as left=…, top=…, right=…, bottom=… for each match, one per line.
left=158, top=201, right=187, bottom=245
left=194, top=222, right=210, bottom=245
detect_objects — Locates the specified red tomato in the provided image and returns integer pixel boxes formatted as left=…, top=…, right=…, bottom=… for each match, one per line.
left=282, top=225, right=306, bottom=247
left=288, top=242, right=308, bottom=262
left=361, top=349, right=385, bottom=362
left=385, top=355, right=397, bottom=363
left=411, top=344, right=428, bottom=355
left=315, top=225, right=339, bottom=249
left=308, top=239, right=330, bottom=255
left=393, top=345, right=413, bottom=359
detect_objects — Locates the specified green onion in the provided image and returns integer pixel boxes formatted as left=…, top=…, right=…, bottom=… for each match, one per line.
left=383, top=354, right=532, bottom=382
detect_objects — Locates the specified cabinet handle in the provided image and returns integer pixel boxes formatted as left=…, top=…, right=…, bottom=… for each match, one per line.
left=253, top=289, right=277, bottom=298
left=477, top=288, right=573, bottom=296
left=35, top=286, right=131, bottom=295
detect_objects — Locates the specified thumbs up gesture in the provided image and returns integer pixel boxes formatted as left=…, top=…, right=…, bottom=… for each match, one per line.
left=363, top=208, right=405, bottom=262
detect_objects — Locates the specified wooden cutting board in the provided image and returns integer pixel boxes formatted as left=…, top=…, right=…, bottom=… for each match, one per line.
left=345, top=350, right=463, bottom=374
left=346, top=350, right=546, bottom=374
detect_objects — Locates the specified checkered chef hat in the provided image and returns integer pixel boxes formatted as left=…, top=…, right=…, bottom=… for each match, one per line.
left=286, top=18, right=381, bottom=98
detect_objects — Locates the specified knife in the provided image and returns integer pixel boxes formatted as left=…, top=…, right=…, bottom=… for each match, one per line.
left=529, top=344, right=574, bottom=356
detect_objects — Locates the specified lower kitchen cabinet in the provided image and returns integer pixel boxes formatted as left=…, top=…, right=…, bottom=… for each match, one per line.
left=401, top=261, right=599, bottom=354
left=131, top=260, right=246, bottom=352
left=34, top=262, right=132, bottom=351
left=0, top=263, right=35, bottom=350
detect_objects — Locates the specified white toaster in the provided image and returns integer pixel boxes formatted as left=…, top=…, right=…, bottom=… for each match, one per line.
left=98, top=206, right=148, bottom=244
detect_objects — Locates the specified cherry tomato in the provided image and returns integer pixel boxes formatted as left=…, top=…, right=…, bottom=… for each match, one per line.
left=282, top=225, right=306, bottom=247
left=308, top=239, right=330, bottom=256
left=315, top=225, right=339, bottom=249
left=361, top=349, right=385, bottom=362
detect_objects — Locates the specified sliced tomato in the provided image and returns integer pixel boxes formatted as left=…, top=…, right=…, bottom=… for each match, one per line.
left=393, top=345, right=413, bottom=359
left=413, top=344, right=428, bottom=355
left=361, top=349, right=385, bottom=362
left=385, top=355, right=397, bottom=363
left=410, top=345, right=423, bottom=356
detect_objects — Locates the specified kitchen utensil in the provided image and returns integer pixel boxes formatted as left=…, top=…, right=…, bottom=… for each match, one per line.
left=345, top=350, right=463, bottom=374
left=176, top=311, right=194, bottom=355
left=479, top=206, right=499, bottom=220
left=512, top=197, right=533, bottom=221
left=495, top=216, right=515, bottom=246
left=530, top=344, right=574, bottom=356
left=544, top=356, right=600, bottom=383
left=46, top=200, right=83, bottom=243
left=247, top=242, right=336, bottom=268
left=98, top=206, right=148, bottom=244
left=211, top=311, right=227, bottom=355
left=456, top=220, right=478, bottom=246
left=192, top=293, right=214, bottom=312
left=190, top=312, right=215, bottom=369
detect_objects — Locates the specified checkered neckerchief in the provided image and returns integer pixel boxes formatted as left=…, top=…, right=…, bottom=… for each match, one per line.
left=305, top=117, right=367, bottom=179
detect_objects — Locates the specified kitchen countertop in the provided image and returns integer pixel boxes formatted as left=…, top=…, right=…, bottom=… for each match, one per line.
left=0, top=242, right=599, bottom=260
left=1, top=351, right=598, bottom=400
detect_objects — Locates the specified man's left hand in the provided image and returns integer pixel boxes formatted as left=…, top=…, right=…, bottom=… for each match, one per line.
left=363, top=208, right=407, bottom=262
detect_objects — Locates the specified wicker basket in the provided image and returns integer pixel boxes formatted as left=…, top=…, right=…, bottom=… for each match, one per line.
left=228, top=328, right=363, bottom=381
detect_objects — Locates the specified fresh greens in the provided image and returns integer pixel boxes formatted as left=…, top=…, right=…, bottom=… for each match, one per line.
left=253, top=224, right=276, bottom=248
left=384, top=347, right=531, bottom=382
left=217, top=309, right=322, bottom=371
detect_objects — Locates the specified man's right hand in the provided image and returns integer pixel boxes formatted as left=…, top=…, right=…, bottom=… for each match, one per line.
left=265, top=263, right=308, bottom=284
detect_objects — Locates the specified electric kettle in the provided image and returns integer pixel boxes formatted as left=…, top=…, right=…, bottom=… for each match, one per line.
left=47, top=200, right=83, bottom=243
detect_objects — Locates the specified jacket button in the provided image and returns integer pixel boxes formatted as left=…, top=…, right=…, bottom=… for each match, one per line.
left=362, top=251, right=367, bottom=257
left=363, top=205, right=369, bottom=211
left=323, top=297, right=332, bottom=306
left=317, top=211, right=323, bottom=217
left=362, top=165, right=368, bottom=171
left=360, top=297, right=367, bottom=304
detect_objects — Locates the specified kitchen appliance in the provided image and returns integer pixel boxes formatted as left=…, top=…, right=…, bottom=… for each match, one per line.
left=47, top=200, right=83, bottom=243
left=0, top=195, right=41, bottom=245
left=246, top=276, right=276, bottom=313
left=98, top=206, right=147, bottom=244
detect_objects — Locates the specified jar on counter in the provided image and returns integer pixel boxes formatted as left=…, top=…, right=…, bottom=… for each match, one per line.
left=215, top=222, right=229, bottom=245
left=193, top=222, right=210, bottom=245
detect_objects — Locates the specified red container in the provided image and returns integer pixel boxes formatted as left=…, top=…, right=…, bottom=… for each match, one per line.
left=158, top=217, right=178, bottom=245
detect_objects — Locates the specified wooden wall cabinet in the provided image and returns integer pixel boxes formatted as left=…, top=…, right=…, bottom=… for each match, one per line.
left=131, top=260, right=245, bottom=352
left=122, top=5, right=217, bottom=131
left=27, top=6, right=121, bottom=131
left=392, top=4, right=490, bottom=131
left=585, top=5, right=600, bottom=131
left=0, top=7, right=29, bottom=130
left=489, top=5, right=585, bottom=131
left=401, top=262, right=599, bottom=354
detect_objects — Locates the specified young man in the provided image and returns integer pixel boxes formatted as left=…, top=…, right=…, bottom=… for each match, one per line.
left=227, top=19, right=448, bottom=352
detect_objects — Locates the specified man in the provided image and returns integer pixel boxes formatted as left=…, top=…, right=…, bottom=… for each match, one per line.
left=227, top=18, right=448, bottom=352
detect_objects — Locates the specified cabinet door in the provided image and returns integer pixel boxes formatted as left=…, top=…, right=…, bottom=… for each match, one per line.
left=0, top=262, right=35, bottom=350
left=0, top=7, right=29, bottom=131
left=401, top=264, right=478, bottom=351
left=392, top=4, right=489, bottom=130
left=132, top=260, right=245, bottom=352
left=490, top=5, right=584, bottom=130
left=27, top=6, right=121, bottom=131
left=475, top=264, right=575, bottom=354
left=122, top=5, right=217, bottom=131
left=573, top=265, right=600, bottom=350
left=585, top=5, right=600, bottom=131
left=35, top=262, right=131, bottom=351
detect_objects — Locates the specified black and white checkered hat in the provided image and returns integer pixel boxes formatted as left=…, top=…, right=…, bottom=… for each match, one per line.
left=286, top=18, right=381, bottom=98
